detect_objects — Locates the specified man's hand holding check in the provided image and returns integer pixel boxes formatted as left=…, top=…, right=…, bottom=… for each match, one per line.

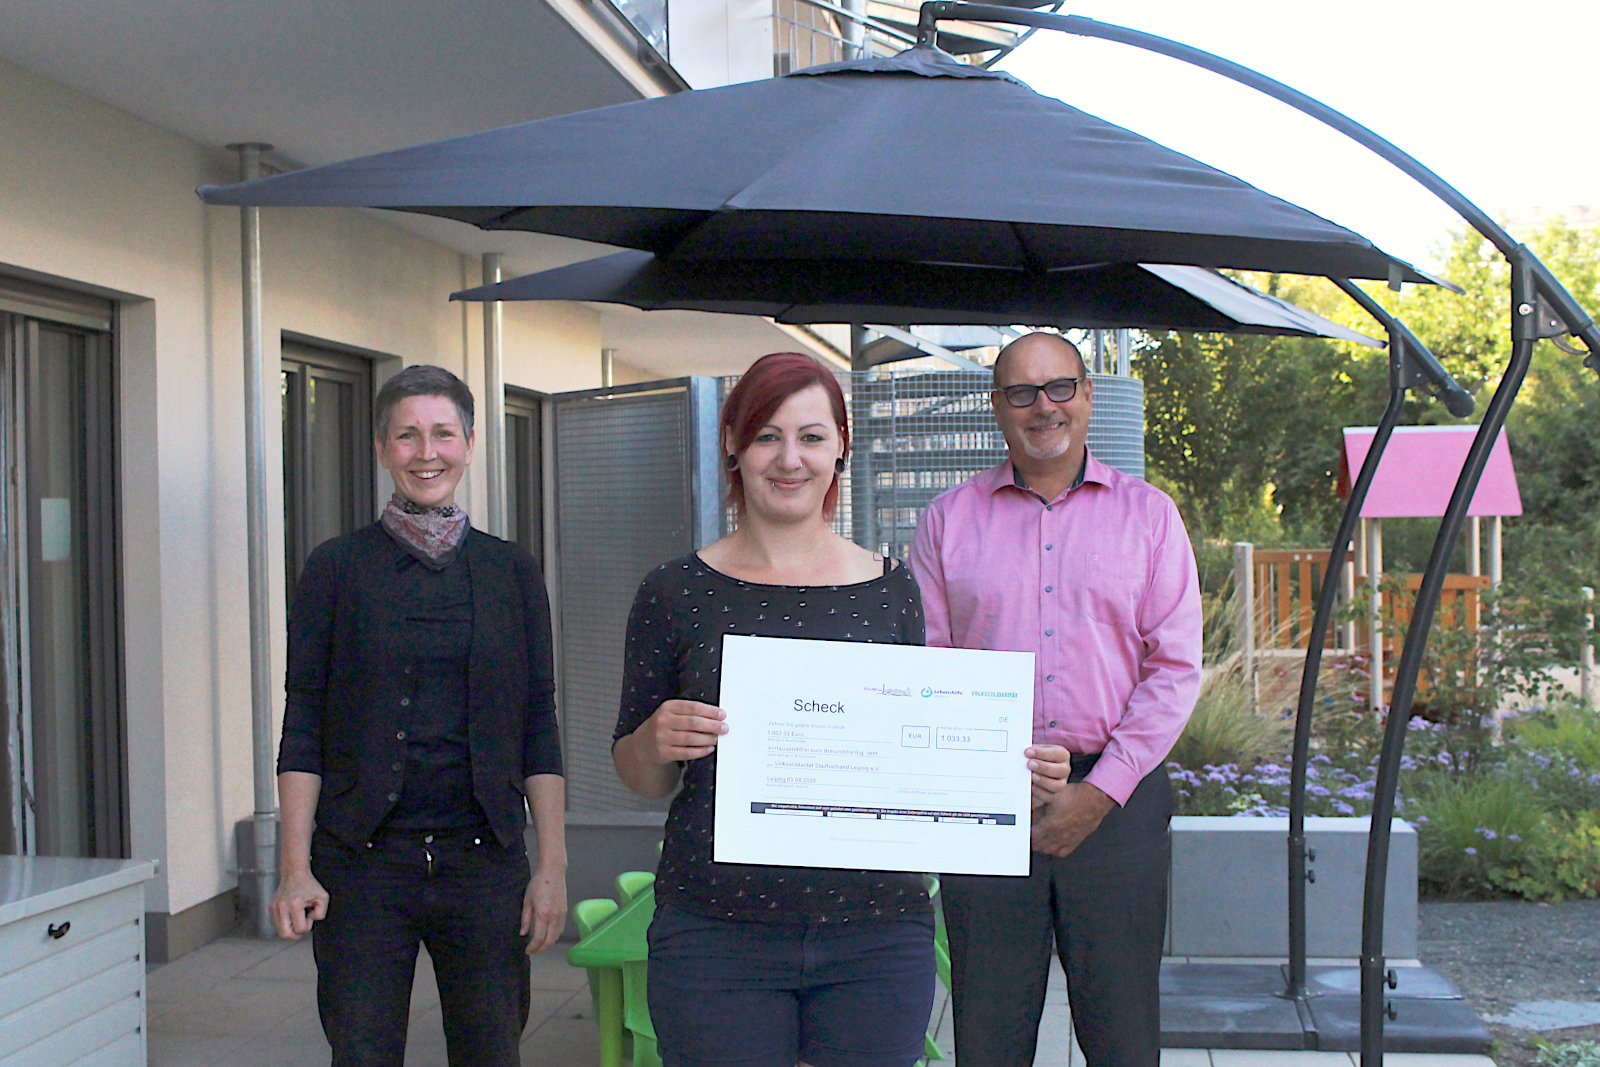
left=1026, top=745, right=1115, bottom=858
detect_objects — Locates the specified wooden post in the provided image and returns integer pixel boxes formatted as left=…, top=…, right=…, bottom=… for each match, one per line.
left=1368, top=518, right=1384, bottom=712
left=1490, top=516, right=1503, bottom=588
left=1583, top=586, right=1595, bottom=710
left=1234, top=542, right=1255, bottom=702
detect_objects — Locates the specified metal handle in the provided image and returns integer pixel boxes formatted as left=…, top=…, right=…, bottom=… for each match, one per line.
left=1306, top=870, right=1316, bottom=884
left=47, top=921, right=70, bottom=940
left=1386, top=969, right=1398, bottom=990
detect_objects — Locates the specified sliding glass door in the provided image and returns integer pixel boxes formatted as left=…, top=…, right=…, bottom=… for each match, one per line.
left=0, top=284, right=123, bottom=858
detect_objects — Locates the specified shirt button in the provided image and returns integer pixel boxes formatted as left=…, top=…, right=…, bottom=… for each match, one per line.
left=1045, top=544, right=1054, bottom=551
left=396, top=730, right=406, bottom=740
left=1048, top=720, right=1058, bottom=728
left=1046, top=505, right=1053, bottom=511
left=386, top=792, right=398, bottom=802
left=1047, top=674, right=1055, bottom=681
left=1044, top=585, right=1053, bottom=593
left=392, top=762, right=403, bottom=773
left=400, top=698, right=411, bottom=707
left=404, top=666, right=414, bottom=675
left=424, top=834, right=435, bottom=844
left=1045, top=629, right=1053, bottom=636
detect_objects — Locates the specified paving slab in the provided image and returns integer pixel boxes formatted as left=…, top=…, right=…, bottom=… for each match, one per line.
left=1304, top=997, right=1491, bottom=1054
left=1162, top=995, right=1308, bottom=1050
left=1211, top=1051, right=1352, bottom=1067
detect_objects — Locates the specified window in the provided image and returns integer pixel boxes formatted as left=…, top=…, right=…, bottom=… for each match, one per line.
left=0, top=278, right=123, bottom=857
left=504, top=389, right=544, bottom=566
left=281, top=342, right=373, bottom=601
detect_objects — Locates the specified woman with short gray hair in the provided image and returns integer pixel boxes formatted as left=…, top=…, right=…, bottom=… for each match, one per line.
left=271, top=363, right=566, bottom=1067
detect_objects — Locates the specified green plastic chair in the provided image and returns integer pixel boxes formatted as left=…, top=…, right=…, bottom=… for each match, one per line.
left=918, top=874, right=952, bottom=1064
left=615, top=870, right=657, bottom=904
left=621, top=956, right=662, bottom=1067
left=569, top=887, right=656, bottom=1067
left=573, top=899, right=627, bottom=1065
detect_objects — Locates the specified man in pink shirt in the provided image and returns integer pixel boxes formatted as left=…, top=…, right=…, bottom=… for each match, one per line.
left=910, top=332, right=1202, bottom=1067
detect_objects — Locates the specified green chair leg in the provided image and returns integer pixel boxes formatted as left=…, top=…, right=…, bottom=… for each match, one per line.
left=573, top=898, right=628, bottom=1066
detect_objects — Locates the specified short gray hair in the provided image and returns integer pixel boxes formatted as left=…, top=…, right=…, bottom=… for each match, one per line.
left=374, top=364, right=475, bottom=441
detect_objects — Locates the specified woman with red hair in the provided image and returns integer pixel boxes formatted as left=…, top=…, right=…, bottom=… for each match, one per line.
left=612, top=352, right=934, bottom=1067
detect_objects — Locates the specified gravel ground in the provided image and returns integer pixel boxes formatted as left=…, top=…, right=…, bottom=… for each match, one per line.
left=1419, top=899, right=1600, bottom=1067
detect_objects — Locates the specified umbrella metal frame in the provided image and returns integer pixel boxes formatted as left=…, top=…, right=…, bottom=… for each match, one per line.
left=913, top=5, right=1600, bottom=1065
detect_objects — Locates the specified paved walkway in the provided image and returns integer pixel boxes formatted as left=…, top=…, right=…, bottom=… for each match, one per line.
left=146, top=936, right=1498, bottom=1067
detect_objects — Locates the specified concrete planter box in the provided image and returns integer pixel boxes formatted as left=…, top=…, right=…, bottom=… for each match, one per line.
left=1168, top=816, right=1417, bottom=959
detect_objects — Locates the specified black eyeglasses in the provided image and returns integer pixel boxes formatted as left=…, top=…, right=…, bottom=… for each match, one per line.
left=997, top=378, right=1081, bottom=408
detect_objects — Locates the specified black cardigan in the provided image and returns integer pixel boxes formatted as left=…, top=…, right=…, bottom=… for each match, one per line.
left=278, top=523, right=561, bottom=848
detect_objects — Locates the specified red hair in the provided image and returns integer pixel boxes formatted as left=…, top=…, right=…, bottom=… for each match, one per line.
left=722, top=352, right=849, bottom=520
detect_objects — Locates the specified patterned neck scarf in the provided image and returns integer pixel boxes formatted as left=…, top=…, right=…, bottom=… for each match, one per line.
left=381, top=494, right=469, bottom=571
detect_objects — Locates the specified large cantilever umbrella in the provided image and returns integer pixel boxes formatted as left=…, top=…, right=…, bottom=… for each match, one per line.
left=448, top=249, right=1383, bottom=345
left=199, top=46, right=1431, bottom=286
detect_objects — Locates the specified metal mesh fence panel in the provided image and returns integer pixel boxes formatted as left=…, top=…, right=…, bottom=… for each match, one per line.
left=553, top=387, right=693, bottom=812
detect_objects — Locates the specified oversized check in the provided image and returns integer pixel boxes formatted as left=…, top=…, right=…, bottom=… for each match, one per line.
left=714, top=634, right=1034, bottom=876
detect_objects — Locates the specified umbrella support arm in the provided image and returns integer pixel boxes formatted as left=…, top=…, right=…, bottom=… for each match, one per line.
left=1281, top=278, right=1457, bottom=1001
left=1356, top=259, right=1537, bottom=1066
left=914, top=2, right=1600, bottom=373
left=1281, top=326, right=1405, bottom=1002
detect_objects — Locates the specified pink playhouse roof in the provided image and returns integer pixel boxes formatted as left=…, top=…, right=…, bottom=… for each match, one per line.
left=1339, top=425, right=1522, bottom=518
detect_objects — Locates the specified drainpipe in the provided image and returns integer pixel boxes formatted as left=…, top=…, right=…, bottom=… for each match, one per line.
left=482, top=253, right=507, bottom=539
left=229, top=142, right=278, bottom=939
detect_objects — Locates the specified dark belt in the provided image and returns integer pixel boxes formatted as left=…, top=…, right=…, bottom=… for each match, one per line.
left=369, top=821, right=490, bottom=843
left=1067, top=752, right=1100, bottom=782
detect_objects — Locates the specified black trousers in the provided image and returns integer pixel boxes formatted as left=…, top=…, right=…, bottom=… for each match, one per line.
left=941, top=764, right=1172, bottom=1067
left=311, top=824, right=532, bottom=1067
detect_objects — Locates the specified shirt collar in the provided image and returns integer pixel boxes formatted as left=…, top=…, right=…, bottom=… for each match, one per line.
left=987, top=449, right=1111, bottom=502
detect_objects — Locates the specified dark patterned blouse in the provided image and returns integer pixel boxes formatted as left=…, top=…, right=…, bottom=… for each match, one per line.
left=614, top=552, right=932, bottom=923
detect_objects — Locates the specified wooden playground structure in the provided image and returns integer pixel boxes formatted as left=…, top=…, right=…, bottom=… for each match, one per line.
left=1232, top=425, right=1521, bottom=712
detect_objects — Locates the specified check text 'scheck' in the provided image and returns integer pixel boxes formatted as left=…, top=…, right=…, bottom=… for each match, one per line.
left=714, top=635, right=1034, bottom=876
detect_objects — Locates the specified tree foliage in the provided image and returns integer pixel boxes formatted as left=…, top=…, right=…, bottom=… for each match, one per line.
left=1137, top=215, right=1600, bottom=594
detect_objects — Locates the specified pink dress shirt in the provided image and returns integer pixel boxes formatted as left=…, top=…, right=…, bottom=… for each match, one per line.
left=909, top=452, right=1203, bottom=806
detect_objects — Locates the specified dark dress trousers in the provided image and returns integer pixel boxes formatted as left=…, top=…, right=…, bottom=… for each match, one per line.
left=278, top=523, right=561, bottom=1067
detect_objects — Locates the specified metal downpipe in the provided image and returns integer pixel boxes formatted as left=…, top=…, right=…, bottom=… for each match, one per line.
left=482, top=253, right=507, bottom=539
left=1283, top=321, right=1407, bottom=1001
left=1357, top=263, right=1540, bottom=1067
left=231, top=141, right=279, bottom=939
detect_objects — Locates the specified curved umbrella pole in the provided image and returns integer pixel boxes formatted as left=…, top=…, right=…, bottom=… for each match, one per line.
left=1280, top=293, right=1405, bottom=1001
left=910, top=6, right=1600, bottom=1063
left=1280, top=280, right=1469, bottom=1001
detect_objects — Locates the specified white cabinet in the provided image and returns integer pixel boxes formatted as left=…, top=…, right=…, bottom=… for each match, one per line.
left=0, top=858, right=157, bottom=1067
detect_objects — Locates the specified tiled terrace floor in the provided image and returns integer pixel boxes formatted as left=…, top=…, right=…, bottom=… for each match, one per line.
left=146, top=937, right=1497, bottom=1067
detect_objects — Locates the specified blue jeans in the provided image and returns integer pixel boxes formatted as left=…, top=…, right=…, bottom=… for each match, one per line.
left=646, top=904, right=936, bottom=1067
left=310, top=824, right=531, bottom=1067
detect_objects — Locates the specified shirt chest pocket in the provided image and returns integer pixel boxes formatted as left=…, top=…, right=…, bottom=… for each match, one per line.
left=1068, top=550, right=1147, bottom=625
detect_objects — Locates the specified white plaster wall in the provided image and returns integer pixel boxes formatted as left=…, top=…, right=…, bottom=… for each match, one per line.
left=668, top=0, right=776, bottom=88
left=0, top=55, right=603, bottom=916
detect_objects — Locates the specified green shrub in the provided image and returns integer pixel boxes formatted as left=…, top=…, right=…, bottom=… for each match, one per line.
left=1169, top=674, right=1289, bottom=772
left=1533, top=1041, right=1600, bottom=1067
left=1507, top=697, right=1600, bottom=771
left=1411, top=774, right=1549, bottom=897
left=1488, top=811, right=1600, bottom=902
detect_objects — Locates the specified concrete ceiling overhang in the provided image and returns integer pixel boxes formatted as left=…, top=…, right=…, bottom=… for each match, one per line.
left=0, top=0, right=834, bottom=376
left=0, top=0, right=668, bottom=168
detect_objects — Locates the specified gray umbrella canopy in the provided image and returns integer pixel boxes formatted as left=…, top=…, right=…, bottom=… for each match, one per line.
left=448, top=250, right=1381, bottom=346
left=198, top=46, right=1427, bottom=284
